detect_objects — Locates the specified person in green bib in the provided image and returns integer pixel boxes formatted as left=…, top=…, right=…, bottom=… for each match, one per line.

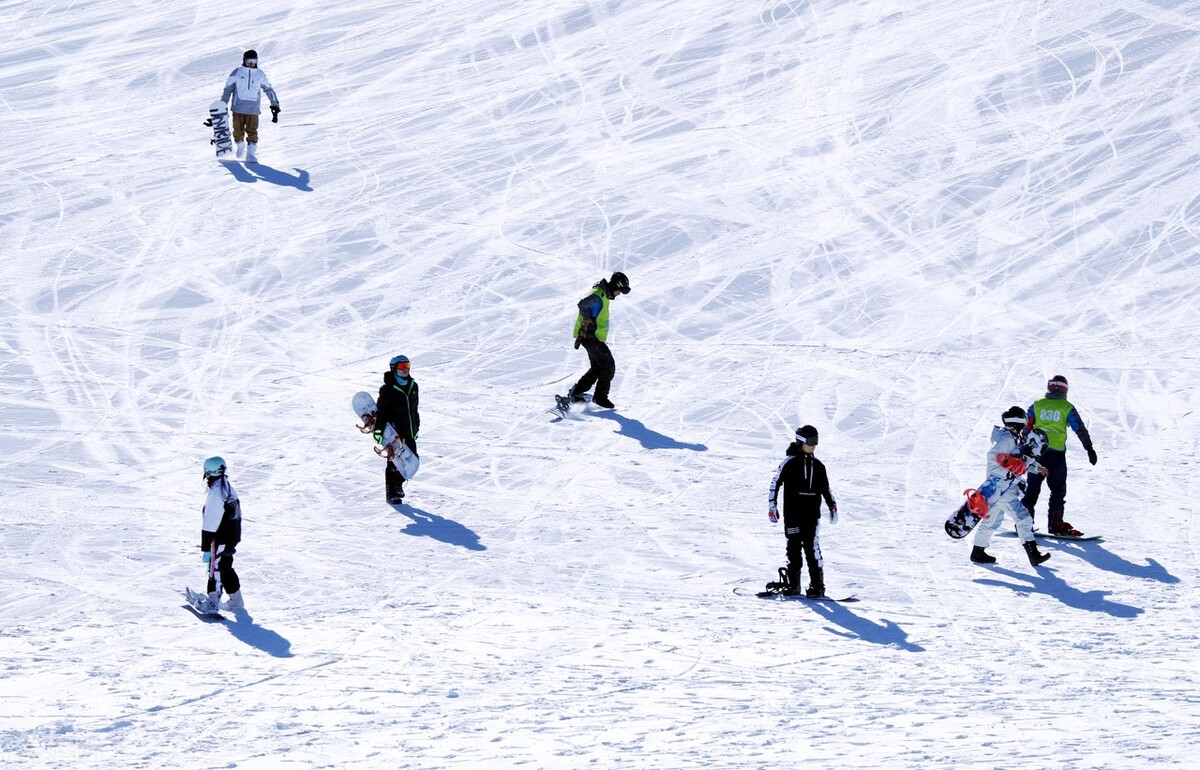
left=1022, top=375, right=1097, bottom=536
left=567, top=271, right=631, bottom=409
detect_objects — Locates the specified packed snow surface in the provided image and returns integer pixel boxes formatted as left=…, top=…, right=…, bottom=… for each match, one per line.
left=2, top=0, right=1198, bottom=767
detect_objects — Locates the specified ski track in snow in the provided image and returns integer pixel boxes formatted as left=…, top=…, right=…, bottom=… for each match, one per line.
left=2, top=0, right=1199, bottom=767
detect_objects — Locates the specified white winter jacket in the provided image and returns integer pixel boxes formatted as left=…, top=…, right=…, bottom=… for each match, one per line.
left=986, top=426, right=1042, bottom=480
left=221, top=66, right=279, bottom=115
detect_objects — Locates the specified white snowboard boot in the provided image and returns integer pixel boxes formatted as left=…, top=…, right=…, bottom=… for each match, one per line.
left=221, top=589, right=244, bottom=610
left=235, top=141, right=246, bottom=159
left=245, top=143, right=258, bottom=163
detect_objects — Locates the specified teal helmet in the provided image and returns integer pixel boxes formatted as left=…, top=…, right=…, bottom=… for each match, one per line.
left=203, top=456, right=227, bottom=479
left=389, top=354, right=411, bottom=377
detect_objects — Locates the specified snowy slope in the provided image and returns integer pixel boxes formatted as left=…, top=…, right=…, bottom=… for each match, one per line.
left=2, top=0, right=1199, bottom=767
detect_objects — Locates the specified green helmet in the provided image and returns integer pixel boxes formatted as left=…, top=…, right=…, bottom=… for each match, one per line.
left=203, top=456, right=227, bottom=479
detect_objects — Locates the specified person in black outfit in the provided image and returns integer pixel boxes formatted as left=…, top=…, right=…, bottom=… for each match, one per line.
left=767, top=425, right=838, bottom=597
left=568, top=271, right=631, bottom=409
left=375, top=354, right=420, bottom=503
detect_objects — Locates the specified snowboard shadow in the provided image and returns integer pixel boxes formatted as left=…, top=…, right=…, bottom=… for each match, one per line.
left=223, top=609, right=294, bottom=658
left=392, top=503, right=486, bottom=551
left=974, top=565, right=1143, bottom=618
left=593, top=411, right=707, bottom=451
left=1043, top=539, right=1179, bottom=584
left=804, top=601, right=925, bottom=652
left=222, top=160, right=313, bottom=191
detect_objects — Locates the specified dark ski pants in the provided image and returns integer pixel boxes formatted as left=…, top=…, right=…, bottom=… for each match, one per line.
left=784, top=516, right=823, bottom=589
left=206, top=544, right=240, bottom=597
left=1022, top=449, right=1067, bottom=522
left=572, top=337, right=615, bottom=401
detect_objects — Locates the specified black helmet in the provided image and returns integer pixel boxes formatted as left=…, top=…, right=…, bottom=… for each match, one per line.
left=1002, top=406, right=1027, bottom=429
left=795, top=425, right=819, bottom=446
left=609, top=271, right=631, bottom=295
left=243, top=49, right=259, bottom=66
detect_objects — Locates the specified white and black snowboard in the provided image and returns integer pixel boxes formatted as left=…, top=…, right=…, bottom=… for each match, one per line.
left=945, top=489, right=988, bottom=539
left=351, top=391, right=419, bottom=479
left=184, top=587, right=223, bottom=617
left=206, top=100, right=234, bottom=160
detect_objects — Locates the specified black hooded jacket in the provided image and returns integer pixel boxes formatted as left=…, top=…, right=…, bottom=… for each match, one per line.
left=376, top=370, right=420, bottom=441
left=769, top=442, right=836, bottom=523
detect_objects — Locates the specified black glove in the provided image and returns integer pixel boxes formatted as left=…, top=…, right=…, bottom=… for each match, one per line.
left=270, top=104, right=281, bottom=123
left=1086, top=446, right=1097, bottom=465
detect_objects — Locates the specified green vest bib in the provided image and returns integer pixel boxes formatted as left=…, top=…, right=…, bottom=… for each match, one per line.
left=573, top=287, right=611, bottom=342
left=1032, top=397, right=1073, bottom=451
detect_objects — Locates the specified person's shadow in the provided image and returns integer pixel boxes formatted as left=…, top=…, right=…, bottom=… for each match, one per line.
left=975, top=565, right=1143, bottom=618
left=393, top=503, right=486, bottom=551
left=222, top=160, right=313, bottom=191
left=804, top=600, right=925, bottom=652
left=222, top=609, right=294, bottom=657
left=593, top=411, right=707, bottom=451
left=1044, top=539, right=1179, bottom=584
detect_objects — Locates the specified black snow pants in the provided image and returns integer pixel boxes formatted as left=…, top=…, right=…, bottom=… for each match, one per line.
left=206, top=543, right=240, bottom=597
left=572, top=337, right=616, bottom=402
left=784, top=515, right=823, bottom=590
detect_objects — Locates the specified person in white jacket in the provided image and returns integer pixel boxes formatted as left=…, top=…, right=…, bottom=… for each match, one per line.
left=219, top=49, right=280, bottom=163
left=198, top=456, right=244, bottom=612
left=968, top=407, right=1051, bottom=567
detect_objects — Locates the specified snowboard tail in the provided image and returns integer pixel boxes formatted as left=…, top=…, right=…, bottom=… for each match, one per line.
left=184, top=587, right=222, bottom=617
left=207, top=100, right=234, bottom=159
left=550, top=392, right=591, bottom=420
left=945, top=489, right=988, bottom=539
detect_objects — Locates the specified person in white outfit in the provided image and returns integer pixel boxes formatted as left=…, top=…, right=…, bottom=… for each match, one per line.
left=198, top=456, right=244, bottom=612
left=969, top=407, right=1051, bottom=567
left=219, top=49, right=280, bottom=163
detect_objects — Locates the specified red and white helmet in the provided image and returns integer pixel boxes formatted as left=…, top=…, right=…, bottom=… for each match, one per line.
left=1047, top=375, right=1069, bottom=395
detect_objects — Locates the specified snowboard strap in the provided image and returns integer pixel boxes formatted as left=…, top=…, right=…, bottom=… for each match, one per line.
left=763, top=567, right=791, bottom=594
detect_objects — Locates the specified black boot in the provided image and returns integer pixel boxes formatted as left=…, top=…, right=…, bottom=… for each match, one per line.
left=1023, top=540, right=1050, bottom=566
left=385, top=461, right=405, bottom=504
left=783, top=566, right=801, bottom=596
left=805, top=566, right=825, bottom=598
left=970, top=546, right=997, bottom=564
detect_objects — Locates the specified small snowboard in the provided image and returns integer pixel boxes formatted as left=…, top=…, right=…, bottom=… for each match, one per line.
left=550, top=392, right=590, bottom=420
left=944, top=489, right=989, bottom=539
left=184, top=587, right=223, bottom=618
left=733, top=586, right=859, bottom=602
left=206, top=100, right=235, bottom=160
left=352, top=391, right=419, bottom=478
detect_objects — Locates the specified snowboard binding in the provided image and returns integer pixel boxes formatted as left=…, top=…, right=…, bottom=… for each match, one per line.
left=763, top=567, right=792, bottom=595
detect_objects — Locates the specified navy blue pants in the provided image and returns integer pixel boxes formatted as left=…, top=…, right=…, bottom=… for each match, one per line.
left=1022, top=449, right=1067, bottom=520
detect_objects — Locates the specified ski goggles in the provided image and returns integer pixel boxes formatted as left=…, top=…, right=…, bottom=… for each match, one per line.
left=393, top=361, right=411, bottom=373
left=244, top=58, right=258, bottom=66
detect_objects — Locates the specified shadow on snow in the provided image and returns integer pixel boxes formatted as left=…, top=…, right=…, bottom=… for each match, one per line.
left=392, top=503, right=486, bottom=551
left=1043, top=539, right=1179, bottom=584
left=223, top=609, right=294, bottom=657
left=804, top=601, right=925, bottom=652
left=974, top=565, right=1144, bottom=618
left=222, top=160, right=313, bottom=191
left=593, top=411, right=707, bottom=451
